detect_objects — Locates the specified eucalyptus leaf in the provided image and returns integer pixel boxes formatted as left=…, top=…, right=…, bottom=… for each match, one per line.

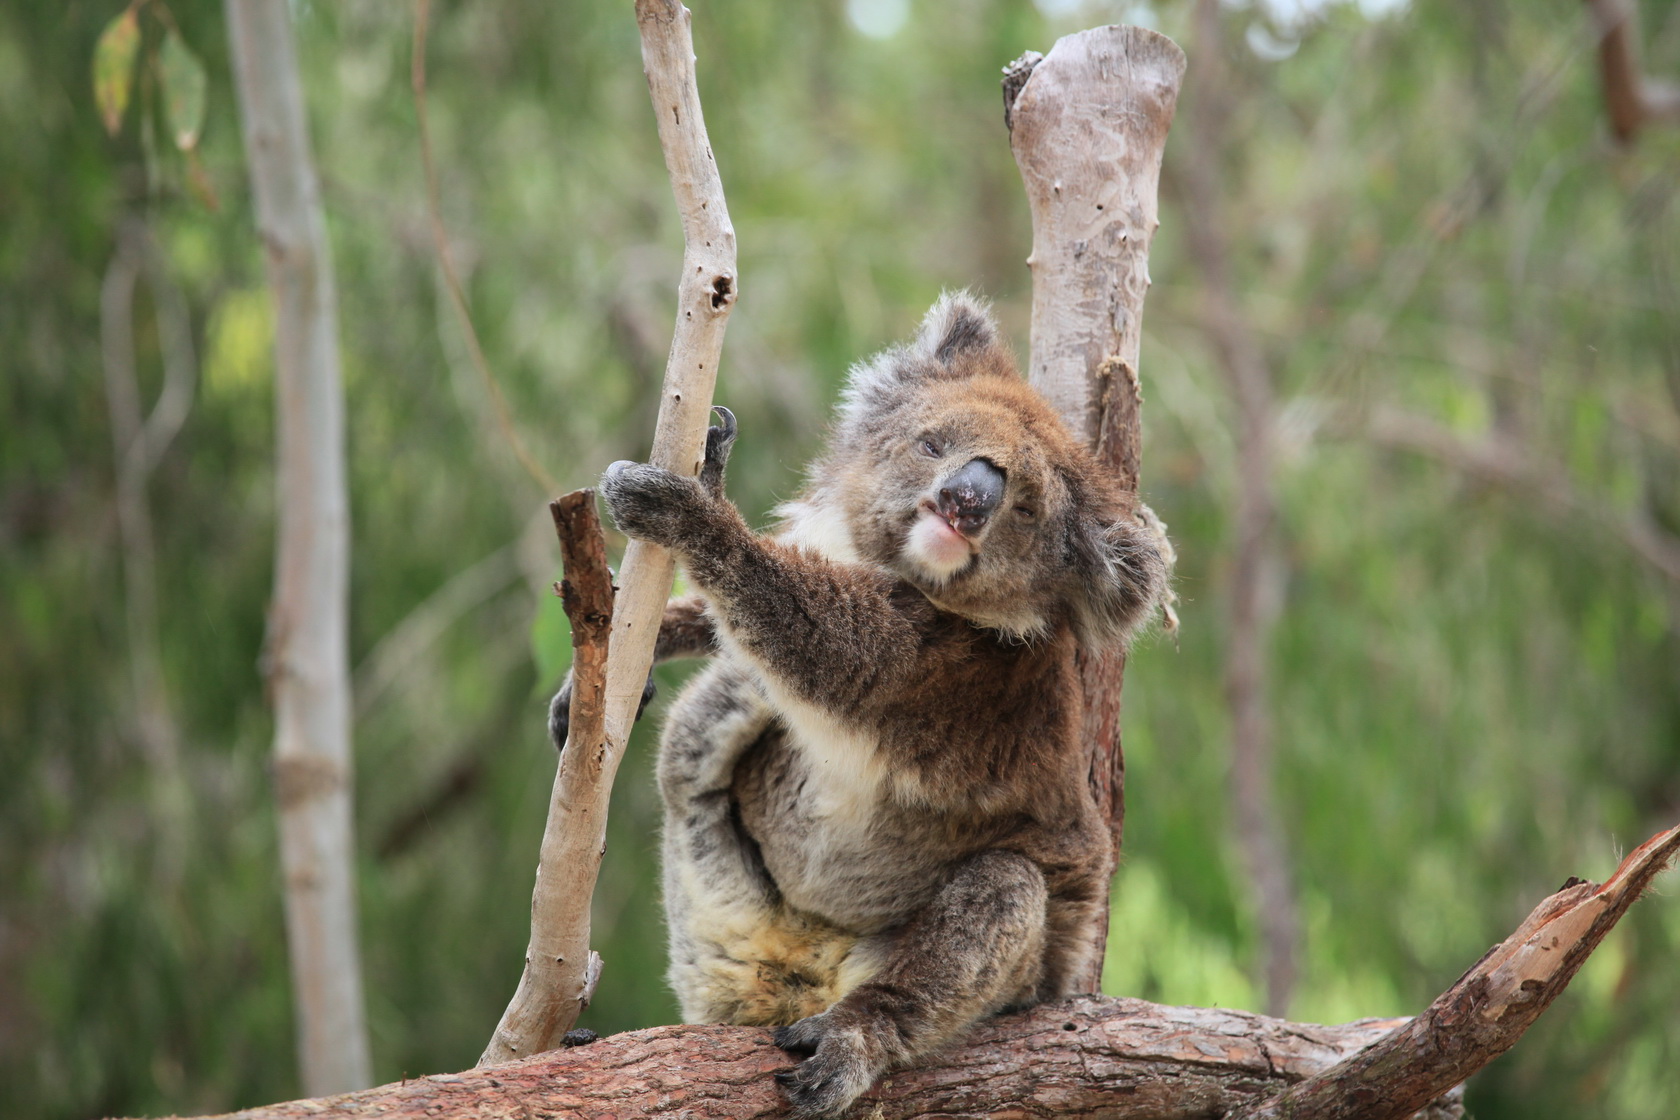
left=92, top=7, right=140, bottom=136
left=158, top=30, right=207, bottom=151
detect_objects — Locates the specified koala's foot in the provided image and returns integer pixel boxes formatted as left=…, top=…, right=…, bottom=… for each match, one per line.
left=700, top=405, right=737, bottom=498
left=773, top=1012, right=883, bottom=1120
left=548, top=671, right=658, bottom=752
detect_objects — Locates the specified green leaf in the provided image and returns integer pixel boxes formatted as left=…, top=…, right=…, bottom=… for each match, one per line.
left=158, top=30, right=207, bottom=151
left=93, top=7, right=140, bottom=136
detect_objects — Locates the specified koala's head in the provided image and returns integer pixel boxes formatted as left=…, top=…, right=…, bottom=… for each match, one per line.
left=783, top=293, right=1167, bottom=648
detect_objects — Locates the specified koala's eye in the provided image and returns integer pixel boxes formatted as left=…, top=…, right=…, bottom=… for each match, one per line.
left=920, top=438, right=945, bottom=458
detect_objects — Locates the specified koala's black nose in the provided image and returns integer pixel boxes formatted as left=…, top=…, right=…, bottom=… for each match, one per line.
left=937, top=457, right=1005, bottom=535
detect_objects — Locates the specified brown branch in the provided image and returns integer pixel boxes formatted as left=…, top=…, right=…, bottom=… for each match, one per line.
left=1584, top=0, right=1680, bottom=143
left=479, top=491, right=613, bottom=1064
left=188, top=996, right=1450, bottom=1120
left=165, top=824, right=1680, bottom=1120
left=1229, top=822, right=1680, bottom=1120
left=1178, top=0, right=1299, bottom=1017
left=1004, top=22, right=1184, bottom=994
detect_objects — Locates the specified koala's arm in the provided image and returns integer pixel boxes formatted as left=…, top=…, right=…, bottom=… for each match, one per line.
left=601, top=464, right=924, bottom=716
left=548, top=594, right=716, bottom=751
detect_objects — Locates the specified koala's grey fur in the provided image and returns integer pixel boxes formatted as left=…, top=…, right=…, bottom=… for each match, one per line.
left=585, top=294, right=1168, bottom=1119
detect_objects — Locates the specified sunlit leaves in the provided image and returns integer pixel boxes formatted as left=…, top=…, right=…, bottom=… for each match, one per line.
left=93, top=7, right=140, bottom=135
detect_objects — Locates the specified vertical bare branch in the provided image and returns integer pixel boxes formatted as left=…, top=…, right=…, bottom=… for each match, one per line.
left=1005, top=25, right=1185, bottom=992
left=225, top=0, right=371, bottom=1094
left=1179, top=0, right=1299, bottom=1017
left=480, top=0, right=736, bottom=1065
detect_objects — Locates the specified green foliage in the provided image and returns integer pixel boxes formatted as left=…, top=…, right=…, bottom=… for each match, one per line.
left=3, top=1, right=1678, bottom=1118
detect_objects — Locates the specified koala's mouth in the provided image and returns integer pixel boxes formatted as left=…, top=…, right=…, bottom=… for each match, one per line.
left=902, top=503, right=979, bottom=582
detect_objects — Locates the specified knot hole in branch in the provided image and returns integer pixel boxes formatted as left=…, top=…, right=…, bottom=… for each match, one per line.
left=711, top=274, right=735, bottom=309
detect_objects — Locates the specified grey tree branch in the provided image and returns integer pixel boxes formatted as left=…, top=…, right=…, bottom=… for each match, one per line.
left=478, top=0, right=737, bottom=1066
left=1004, top=22, right=1184, bottom=993
left=1347, top=404, right=1680, bottom=589
left=225, top=0, right=372, bottom=1094
left=1177, top=0, right=1299, bottom=1017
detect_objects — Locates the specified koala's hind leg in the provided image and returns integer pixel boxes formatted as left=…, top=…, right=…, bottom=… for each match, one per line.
left=773, top=850, right=1048, bottom=1120
left=662, top=663, right=872, bottom=1026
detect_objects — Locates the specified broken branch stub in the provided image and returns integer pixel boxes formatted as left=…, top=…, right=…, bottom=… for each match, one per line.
left=479, top=491, right=613, bottom=1065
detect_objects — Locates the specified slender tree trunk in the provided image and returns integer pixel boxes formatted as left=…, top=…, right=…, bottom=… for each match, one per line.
left=1004, top=25, right=1185, bottom=991
left=226, top=0, right=372, bottom=1095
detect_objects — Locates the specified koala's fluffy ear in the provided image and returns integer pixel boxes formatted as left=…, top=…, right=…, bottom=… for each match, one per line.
left=1067, top=509, right=1170, bottom=650
left=842, top=292, right=1014, bottom=419
left=911, top=291, right=999, bottom=366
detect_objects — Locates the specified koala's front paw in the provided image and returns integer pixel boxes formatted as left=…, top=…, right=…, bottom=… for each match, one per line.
left=599, top=461, right=710, bottom=549
left=773, top=1013, right=882, bottom=1120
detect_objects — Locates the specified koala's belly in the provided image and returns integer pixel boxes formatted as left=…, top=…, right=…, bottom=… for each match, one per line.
left=733, top=726, right=962, bottom=935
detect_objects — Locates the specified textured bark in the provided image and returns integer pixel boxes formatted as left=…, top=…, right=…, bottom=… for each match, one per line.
left=160, top=825, right=1680, bottom=1120
left=1004, top=24, right=1184, bottom=994
left=479, top=493, right=613, bottom=1064
left=225, top=0, right=371, bottom=1096
left=189, top=996, right=1456, bottom=1120
left=1178, top=0, right=1299, bottom=1018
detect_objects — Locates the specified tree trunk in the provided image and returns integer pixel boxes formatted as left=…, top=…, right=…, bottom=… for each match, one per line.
left=1004, top=25, right=1185, bottom=991
left=226, top=0, right=372, bottom=1095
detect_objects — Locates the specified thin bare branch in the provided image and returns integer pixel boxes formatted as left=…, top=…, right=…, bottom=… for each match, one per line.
left=480, top=0, right=737, bottom=1065
left=1584, top=0, right=1680, bottom=143
left=1352, top=404, right=1680, bottom=588
left=226, top=0, right=372, bottom=1094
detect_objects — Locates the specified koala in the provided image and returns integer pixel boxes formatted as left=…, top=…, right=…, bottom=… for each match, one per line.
left=571, top=294, right=1168, bottom=1119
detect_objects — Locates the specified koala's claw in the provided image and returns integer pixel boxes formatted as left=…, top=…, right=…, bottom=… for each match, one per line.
left=701, top=405, right=737, bottom=498
left=549, top=672, right=658, bottom=752
left=772, top=1013, right=878, bottom=1120
left=772, top=1019, right=822, bottom=1055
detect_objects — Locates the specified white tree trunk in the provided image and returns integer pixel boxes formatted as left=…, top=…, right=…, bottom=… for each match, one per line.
left=226, top=0, right=372, bottom=1095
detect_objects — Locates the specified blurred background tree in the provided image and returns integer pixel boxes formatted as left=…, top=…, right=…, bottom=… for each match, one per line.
left=1, top=1, right=1675, bottom=1118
